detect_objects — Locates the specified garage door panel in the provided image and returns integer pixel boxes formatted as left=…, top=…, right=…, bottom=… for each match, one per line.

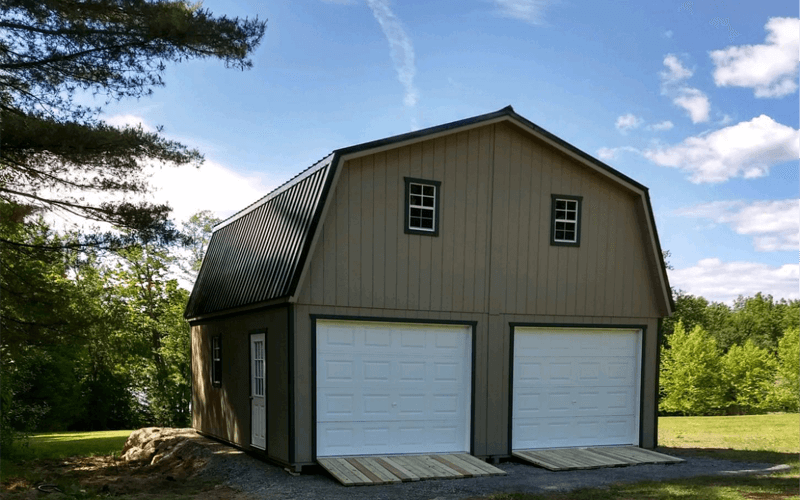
left=318, top=355, right=468, bottom=386
left=318, top=389, right=470, bottom=422
left=317, top=320, right=472, bottom=457
left=512, top=328, right=641, bottom=450
left=514, top=387, right=638, bottom=418
left=514, top=359, right=636, bottom=387
left=318, top=420, right=468, bottom=456
left=513, top=415, right=639, bottom=449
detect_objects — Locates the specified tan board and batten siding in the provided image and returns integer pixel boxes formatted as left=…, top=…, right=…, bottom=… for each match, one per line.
left=289, top=121, right=664, bottom=463
left=191, top=306, right=292, bottom=464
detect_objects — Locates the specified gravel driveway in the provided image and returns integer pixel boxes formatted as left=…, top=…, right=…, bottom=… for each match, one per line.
left=197, top=449, right=787, bottom=499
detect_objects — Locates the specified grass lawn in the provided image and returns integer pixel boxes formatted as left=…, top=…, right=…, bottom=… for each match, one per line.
left=1, top=430, right=132, bottom=481
left=659, top=413, right=798, bottom=464
left=486, top=413, right=799, bottom=500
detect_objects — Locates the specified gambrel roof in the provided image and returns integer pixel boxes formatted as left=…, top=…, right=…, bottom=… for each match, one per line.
left=185, top=106, right=674, bottom=320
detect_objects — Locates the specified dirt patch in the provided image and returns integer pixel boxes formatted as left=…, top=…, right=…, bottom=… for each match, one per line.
left=1, top=427, right=247, bottom=499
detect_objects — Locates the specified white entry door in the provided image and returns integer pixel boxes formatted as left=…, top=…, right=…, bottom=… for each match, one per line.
left=512, top=327, right=641, bottom=450
left=316, top=320, right=472, bottom=457
left=250, top=333, right=266, bottom=450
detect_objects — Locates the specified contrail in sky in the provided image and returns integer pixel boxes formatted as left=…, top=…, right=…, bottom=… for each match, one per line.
left=366, top=0, right=418, bottom=109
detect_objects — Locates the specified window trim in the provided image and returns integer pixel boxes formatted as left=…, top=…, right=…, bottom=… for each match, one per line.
left=211, top=335, right=222, bottom=387
left=404, top=177, right=441, bottom=236
left=550, top=194, right=583, bottom=247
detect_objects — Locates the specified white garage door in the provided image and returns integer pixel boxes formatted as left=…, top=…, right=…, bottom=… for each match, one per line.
left=512, top=327, right=641, bottom=450
left=316, top=320, right=472, bottom=457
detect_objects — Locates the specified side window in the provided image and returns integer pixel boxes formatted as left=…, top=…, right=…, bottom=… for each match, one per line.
left=404, top=177, right=441, bottom=236
left=550, top=195, right=582, bottom=246
left=211, top=335, right=222, bottom=386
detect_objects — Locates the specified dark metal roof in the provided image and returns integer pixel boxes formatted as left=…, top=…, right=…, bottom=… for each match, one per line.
left=185, top=105, right=673, bottom=319
left=185, top=154, right=335, bottom=319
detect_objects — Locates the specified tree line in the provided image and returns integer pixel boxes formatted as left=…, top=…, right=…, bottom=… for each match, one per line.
left=660, top=292, right=799, bottom=416
left=1, top=0, right=265, bottom=454
left=1, top=208, right=218, bottom=452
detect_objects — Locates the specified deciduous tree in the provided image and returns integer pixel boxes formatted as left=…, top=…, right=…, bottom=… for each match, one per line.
left=722, top=340, right=776, bottom=414
left=769, top=327, right=799, bottom=412
left=660, top=321, right=726, bottom=415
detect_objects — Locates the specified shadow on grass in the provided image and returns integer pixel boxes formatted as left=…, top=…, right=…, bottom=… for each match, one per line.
left=658, top=447, right=799, bottom=467
left=489, top=472, right=799, bottom=500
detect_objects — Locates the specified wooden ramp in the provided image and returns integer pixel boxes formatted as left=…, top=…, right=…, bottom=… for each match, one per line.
left=317, top=453, right=506, bottom=486
left=513, top=446, right=684, bottom=471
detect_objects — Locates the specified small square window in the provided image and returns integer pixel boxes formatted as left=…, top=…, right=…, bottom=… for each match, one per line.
left=404, top=177, right=441, bottom=236
left=551, top=195, right=582, bottom=246
left=211, top=336, right=222, bottom=386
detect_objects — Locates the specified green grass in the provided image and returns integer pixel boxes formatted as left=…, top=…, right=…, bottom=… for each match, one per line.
left=659, top=413, right=799, bottom=467
left=1, top=430, right=132, bottom=481
left=489, top=474, right=800, bottom=500
left=10, top=429, right=132, bottom=460
left=485, top=413, right=799, bottom=500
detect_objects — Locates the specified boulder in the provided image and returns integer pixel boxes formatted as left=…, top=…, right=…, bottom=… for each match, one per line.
left=122, top=427, right=200, bottom=464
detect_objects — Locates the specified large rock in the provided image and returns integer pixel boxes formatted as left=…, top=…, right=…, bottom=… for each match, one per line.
left=122, top=427, right=200, bottom=464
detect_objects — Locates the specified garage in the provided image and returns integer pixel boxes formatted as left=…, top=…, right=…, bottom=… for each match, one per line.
left=511, top=327, right=642, bottom=450
left=315, top=320, right=473, bottom=457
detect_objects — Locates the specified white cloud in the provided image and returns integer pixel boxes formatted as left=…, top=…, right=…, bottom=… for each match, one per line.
left=676, top=199, right=800, bottom=251
left=646, top=120, right=674, bottom=131
left=669, top=258, right=799, bottom=304
left=492, top=0, right=553, bottom=24
left=663, top=30, right=673, bottom=39
left=149, top=160, right=274, bottom=225
left=615, top=113, right=643, bottom=133
left=597, top=147, right=616, bottom=160
left=644, top=115, right=799, bottom=183
left=660, top=54, right=693, bottom=83
left=39, top=155, right=274, bottom=247
left=673, top=87, right=710, bottom=123
left=104, top=114, right=154, bottom=132
left=659, top=54, right=710, bottom=123
left=596, top=146, right=639, bottom=161
left=710, top=17, right=800, bottom=98
left=366, top=0, right=418, bottom=108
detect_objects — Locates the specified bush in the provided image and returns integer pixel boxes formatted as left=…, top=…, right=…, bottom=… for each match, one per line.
left=660, top=321, right=726, bottom=415
left=722, top=340, right=776, bottom=413
left=769, top=327, right=799, bottom=411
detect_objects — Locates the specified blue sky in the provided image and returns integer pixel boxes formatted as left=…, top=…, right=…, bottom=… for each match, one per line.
left=102, top=0, right=799, bottom=304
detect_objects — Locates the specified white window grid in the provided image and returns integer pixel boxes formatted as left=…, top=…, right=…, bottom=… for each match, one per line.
left=253, top=340, right=264, bottom=397
left=409, top=182, right=436, bottom=231
left=554, top=199, right=578, bottom=242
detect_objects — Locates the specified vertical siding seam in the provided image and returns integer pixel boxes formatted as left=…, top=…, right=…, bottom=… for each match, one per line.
left=484, top=125, right=496, bottom=453
left=485, top=125, right=496, bottom=315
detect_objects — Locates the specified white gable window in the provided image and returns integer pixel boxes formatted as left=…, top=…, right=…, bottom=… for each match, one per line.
left=551, top=195, right=582, bottom=246
left=404, top=177, right=441, bottom=236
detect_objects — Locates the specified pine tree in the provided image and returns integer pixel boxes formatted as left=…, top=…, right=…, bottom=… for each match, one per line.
left=0, top=0, right=266, bottom=243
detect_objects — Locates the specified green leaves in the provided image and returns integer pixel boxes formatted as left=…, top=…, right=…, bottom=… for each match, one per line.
left=770, top=328, right=800, bottom=412
left=722, top=341, right=777, bottom=414
left=0, top=0, right=264, bottom=246
left=660, top=320, right=799, bottom=415
left=660, top=322, right=726, bottom=415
